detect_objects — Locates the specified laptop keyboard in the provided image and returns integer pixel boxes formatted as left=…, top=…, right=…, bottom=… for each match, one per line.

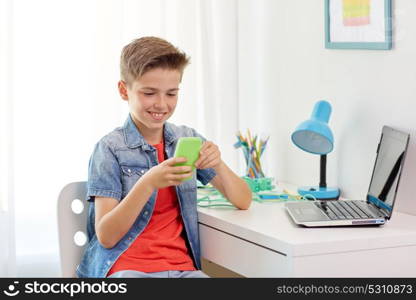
left=316, top=200, right=377, bottom=220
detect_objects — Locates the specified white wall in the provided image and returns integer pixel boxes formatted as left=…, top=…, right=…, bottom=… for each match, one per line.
left=238, top=0, right=416, bottom=215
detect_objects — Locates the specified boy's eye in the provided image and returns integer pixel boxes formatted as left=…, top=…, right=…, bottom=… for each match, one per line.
left=143, top=92, right=155, bottom=96
left=167, top=93, right=177, bottom=97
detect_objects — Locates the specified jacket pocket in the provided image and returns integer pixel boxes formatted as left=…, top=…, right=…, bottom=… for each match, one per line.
left=120, top=165, right=148, bottom=197
left=121, top=165, right=148, bottom=176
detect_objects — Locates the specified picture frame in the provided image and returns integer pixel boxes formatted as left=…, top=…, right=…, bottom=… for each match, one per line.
left=325, top=0, right=392, bottom=50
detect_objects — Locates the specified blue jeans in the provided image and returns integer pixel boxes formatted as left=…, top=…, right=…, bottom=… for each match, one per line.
left=108, top=270, right=209, bottom=278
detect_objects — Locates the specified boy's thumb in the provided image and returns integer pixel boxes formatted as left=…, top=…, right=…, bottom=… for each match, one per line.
left=170, top=156, right=187, bottom=164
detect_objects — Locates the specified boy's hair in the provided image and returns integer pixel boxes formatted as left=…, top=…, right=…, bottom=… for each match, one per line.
left=120, top=36, right=190, bottom=86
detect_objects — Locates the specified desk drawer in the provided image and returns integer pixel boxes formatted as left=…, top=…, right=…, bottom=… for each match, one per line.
left=199, top=223, right=291, bottom=277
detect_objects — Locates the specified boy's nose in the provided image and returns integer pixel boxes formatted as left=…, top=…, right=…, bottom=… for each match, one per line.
left=154, top=95, right=167, bottom=108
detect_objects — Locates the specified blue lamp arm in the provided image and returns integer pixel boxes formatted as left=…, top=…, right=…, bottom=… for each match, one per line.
left=319, top=154, right=327, bottom=189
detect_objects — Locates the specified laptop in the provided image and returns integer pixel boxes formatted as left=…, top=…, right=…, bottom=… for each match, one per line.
left=285, top=125, right=410, bottom=227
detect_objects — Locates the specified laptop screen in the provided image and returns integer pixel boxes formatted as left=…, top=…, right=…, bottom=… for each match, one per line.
left=366, top=126, right=410, bottom=218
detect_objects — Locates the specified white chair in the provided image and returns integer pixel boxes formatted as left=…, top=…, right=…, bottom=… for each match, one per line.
left=57, top=181, right=88, bottom=277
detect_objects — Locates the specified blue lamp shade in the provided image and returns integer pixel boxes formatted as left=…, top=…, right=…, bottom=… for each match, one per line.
left=291, top=100, right=334, bottom=155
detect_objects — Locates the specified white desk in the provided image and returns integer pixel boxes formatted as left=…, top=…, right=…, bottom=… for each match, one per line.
left=197, top=187, right=416, bottom=277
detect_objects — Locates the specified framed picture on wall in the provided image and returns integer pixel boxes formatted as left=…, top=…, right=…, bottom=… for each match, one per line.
left=325, top=0, right=392, bottom=50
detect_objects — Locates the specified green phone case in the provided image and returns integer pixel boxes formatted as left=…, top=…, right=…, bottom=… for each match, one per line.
left=174, top=137, right=202, bottom=181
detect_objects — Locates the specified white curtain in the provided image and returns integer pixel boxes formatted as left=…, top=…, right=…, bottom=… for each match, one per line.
left=0, top=0, right=16, bottom=277
left=1, top=0, right=241, bottom=276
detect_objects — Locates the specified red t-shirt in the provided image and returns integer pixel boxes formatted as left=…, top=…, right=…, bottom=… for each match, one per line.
left=106, top=141, right=196, bottom=276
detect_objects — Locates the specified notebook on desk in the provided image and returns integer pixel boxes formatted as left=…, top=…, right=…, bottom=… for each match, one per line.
left=285, top=126, right=410, bottom=227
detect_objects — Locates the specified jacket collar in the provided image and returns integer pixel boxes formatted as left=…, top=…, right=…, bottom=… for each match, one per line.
left=123, top=114, right=176, bottom=149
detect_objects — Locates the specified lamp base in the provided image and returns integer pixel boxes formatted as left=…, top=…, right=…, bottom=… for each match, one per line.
left=298, top=186, right=340, bottom=200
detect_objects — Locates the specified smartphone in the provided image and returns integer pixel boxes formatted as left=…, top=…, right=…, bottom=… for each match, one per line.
left=174, top=137, right=203, bottom=181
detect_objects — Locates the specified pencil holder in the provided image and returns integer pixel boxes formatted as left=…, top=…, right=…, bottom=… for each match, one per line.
left=234, top=129, right=269, bottom=178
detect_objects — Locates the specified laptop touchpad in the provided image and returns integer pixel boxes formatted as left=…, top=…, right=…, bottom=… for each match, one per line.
left=289, top=202, right=330, bottom=222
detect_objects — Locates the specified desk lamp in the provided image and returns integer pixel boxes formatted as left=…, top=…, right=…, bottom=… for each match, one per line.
left=291, top=100, right=340, bottom=200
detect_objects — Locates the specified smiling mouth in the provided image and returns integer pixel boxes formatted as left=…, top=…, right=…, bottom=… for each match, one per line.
left=148, top=111, right=167, bottom=121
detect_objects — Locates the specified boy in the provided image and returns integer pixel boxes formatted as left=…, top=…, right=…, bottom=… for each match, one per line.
left=76, top=37, right=252, bottom=278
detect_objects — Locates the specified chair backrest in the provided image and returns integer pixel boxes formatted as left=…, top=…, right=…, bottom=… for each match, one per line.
left=57, top=181, right=88, bottom=277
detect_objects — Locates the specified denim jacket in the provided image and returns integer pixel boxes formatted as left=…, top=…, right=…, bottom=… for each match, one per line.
left=76, top=114, right=216, bottom=278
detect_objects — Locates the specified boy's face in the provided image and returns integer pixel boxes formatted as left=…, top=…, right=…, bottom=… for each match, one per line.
left=118, top=67, right=181, bottom=133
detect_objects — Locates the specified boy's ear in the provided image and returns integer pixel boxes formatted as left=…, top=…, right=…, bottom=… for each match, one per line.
left=118, top=80, right=129, bottom=101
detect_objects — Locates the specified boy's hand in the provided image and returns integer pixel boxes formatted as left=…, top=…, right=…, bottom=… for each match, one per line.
left=195, top=141, right=223, bottom=170
left=141, top=157, right=193, bottom=189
